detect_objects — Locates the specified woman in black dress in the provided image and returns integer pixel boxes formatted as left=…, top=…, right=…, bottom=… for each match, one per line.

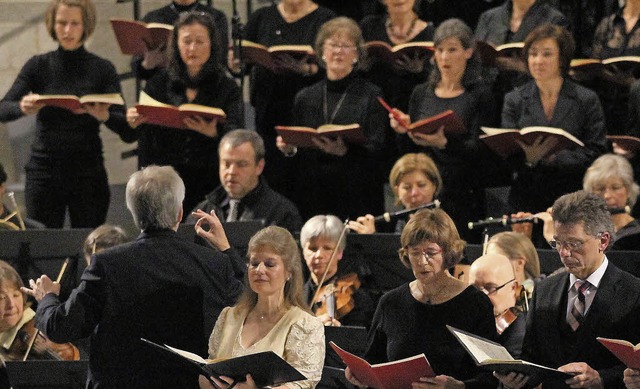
left=238, top=0, right=335, bottom=199
left=127, top=12, right=243, bottom=215
left=277, top=17, right=387, bottom=220
left=390, top=18, right=497, bottom=242
left=345, top=208, right=497, bottom=388
left=0, top=0, right=135, bottom=228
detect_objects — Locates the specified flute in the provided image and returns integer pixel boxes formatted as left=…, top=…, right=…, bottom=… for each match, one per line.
left=374, top=200, right=441, bottom=223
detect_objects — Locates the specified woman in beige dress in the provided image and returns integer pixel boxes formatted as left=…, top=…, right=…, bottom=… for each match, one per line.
left=195, top=217, right=325, bottom=389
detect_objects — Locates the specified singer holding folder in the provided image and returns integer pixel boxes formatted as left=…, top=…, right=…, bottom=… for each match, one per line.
left=198, top=224, right=324, bottom=389
left=348, top=152, right=442, bottom=234
left=347, top=208, right=498, bottom=388
left=389, top=18, right=497, bottom=242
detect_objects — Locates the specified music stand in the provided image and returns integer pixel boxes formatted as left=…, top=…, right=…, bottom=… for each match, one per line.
left=607, top=250, right=640, bottom=278
left=318, top=366, right=351, bottom=389
left=0, top=229, right=92, bottom=287
left=6, top=360, right=88, bottom=389
left=323, top=325, right=367, bottom=368
left=342, top=234, right=413, bottom=296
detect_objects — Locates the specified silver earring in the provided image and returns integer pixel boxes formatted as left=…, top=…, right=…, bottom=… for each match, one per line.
left=322, top=55, right=326, bottom=61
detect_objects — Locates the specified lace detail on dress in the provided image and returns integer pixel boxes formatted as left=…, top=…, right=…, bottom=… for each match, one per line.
left=208, top=306, right=230, bottom=358
left=282, top=315, right=325, bottom=389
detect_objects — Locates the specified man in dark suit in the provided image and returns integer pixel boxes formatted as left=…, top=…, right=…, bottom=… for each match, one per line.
left=496, top=191, right=640, bottom=389
left=190, top=129, right=302, bottom=233
left=22, top=165, right=244, bottom=389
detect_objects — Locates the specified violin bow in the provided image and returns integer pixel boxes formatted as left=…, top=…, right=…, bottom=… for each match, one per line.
left=23, top=258, right=69, bottom=361
left=311, top=219, right=350, bottom=306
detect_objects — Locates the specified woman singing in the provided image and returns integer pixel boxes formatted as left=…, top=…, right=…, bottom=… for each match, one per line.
left=277, top=17, right=387, bottom=220
left=391, top=18, right=497, bottom=242
left=0, top=0, right=135, bottom=228
left=127, top=11, right=243, bottom=215
left=503, top=24, right=607, bottom=214
left=346, top=208, right=497, bottom=388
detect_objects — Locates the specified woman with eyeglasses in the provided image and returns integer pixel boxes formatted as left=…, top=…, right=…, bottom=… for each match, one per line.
left=346, top=208, right=497, bottom=388
left=276, top=17, right=387, bottom=220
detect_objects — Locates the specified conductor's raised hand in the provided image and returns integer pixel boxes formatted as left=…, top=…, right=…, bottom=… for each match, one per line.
left=193, top=209, right=230, bottom=251
left=21, top=275, right=60, bottom=302
left=409, top=126, right=447, bottom=149
left=184, top=115, right=218, bottom=138
left=20, top=93, right=45, bottom=115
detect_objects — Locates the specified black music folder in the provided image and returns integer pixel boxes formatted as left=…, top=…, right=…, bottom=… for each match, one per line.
left=140, top=338, right=306, bottom=387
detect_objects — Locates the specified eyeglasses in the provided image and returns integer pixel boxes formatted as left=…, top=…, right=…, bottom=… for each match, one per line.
left=399, top=246, right=442, bottom=263
left=475, top=279, right=515, bottom=295
left=324, top=42, right=356, bottom=52
left=548, top=233, right=601, bottom=252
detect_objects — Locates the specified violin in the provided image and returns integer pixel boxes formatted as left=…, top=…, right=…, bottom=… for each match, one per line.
left=2, top=318, right=79, bottom=361
left=312, top=273, right=361, bottom=321
left=495, top=306, right=520, bottom=335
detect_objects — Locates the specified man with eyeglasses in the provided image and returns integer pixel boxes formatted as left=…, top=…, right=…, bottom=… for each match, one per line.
left=496, top=191, right=640, bottom=389
left=469, top=253, right=525, bottom=358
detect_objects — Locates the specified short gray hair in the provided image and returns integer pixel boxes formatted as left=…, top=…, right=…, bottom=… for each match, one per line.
left=300, top=215, right=346, bottom=251
left=126, top=166, right=185, bottom=231
left=219, top=129, right=265, bottom=162
left=583, top=154, right=639, bottom=207
left=552, top=191, right=614, bottom=237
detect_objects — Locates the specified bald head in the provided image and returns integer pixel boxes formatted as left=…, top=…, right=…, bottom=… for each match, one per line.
left=469, top=253, right=518, bottom=315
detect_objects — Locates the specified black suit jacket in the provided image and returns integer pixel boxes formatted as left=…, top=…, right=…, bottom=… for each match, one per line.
left=522, top=261, right=640, bottom=388
left=35, top=229, right=244, bottom=389
left=502, top=79, right=608, bottom=212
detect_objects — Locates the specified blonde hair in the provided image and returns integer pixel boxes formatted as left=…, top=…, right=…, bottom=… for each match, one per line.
left=389, top=153, right=442, bottom=205
left=234, top=226, right=309, bottom=316
left=45, top=0, right=96, bottom=42
left=488, top=232, right=540, bottom=279
left=583, top=154, right=639, bottom=207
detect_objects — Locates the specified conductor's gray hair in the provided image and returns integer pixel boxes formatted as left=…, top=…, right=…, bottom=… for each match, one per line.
left=126, top=165, right=185, bottom=231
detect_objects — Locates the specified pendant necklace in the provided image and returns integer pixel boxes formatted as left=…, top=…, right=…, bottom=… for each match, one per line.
left=323, top=82, right=351, bottom=124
